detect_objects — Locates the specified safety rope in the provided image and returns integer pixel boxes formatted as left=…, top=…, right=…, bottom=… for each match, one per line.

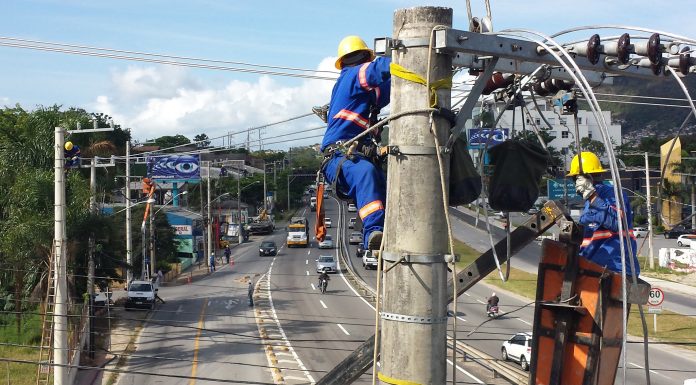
left=390, top=62, right=453, bottom=108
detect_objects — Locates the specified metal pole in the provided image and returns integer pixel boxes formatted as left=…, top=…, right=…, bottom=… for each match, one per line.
left=273, top=162, right=277, bottom=210
left=646, top=152, right=655, bottom=269
left=53, top=126, right=68, bottom=385
left=207, top=162, right=213, bottom=266
left=263, top=162, right=267, bottom=212
left=380, top=7, right=452, bottom=384
left=87, top=158, right=97, bottom=359
left=125, top=140, right=133, bottom=283
left=692, top=184, right=695, bottom=230
left=287, top=174, right=290, bottom=211
left=238, top=176, right=243, bottom=245
left=200, top=172, right=206, bottom=265
left=149, top=198, right=156, bottom=279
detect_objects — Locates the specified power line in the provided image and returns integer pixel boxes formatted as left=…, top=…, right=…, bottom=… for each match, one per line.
left=0, top=36, right=339, bottom=76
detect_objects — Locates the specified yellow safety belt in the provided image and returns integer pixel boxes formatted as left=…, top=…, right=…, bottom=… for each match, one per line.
left=390, top=62, right=452, bottom=108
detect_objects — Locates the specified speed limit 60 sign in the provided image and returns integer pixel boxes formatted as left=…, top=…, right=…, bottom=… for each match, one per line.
left=648, top=287, right=665, bottom=307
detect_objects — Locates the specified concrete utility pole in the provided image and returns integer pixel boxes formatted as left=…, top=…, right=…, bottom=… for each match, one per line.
left=238, top=175, right=243, bottom=244
left=263, top=163, right=268, bottom=212
left=646, top=152, right=655, bottom=269
left=125, top=140, right=133, bottom=283
left=379, top=7, right=452, bottom=384
left=207, top=162, right=213, bottom=266
left=53, top=127, right=68, bottom=385
left=149, top=198, right=156, bottom=278
left=87, top=158, right=97, bottom=359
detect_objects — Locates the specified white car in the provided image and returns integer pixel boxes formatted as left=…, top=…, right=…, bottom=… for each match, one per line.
left=677, top=234, right=696, bottom=247
left=501, top=332, right=532, bottom=371
left=318, top=234, right=334, bottom=249
left=362, top=250, right=378, bottom=270
left=347, top=203, right=357, bottom=212
left=324, top=218, right=332, bottom=228
left=633, top=226, right=648, bottom=238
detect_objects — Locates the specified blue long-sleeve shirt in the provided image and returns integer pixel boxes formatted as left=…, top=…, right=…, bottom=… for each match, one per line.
left=578, top=184, right=639, bottom=276
left=321, top=57, right=391, bottom=151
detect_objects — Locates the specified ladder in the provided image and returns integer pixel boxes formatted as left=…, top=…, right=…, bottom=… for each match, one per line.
left=36, top=244, right=56, bottom=385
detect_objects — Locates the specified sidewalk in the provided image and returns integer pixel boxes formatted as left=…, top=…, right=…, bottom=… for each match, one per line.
left=453, top=205, right=696, bottom=299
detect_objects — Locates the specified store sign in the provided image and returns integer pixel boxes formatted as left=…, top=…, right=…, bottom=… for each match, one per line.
left=173, top=225, right=192, bottom=235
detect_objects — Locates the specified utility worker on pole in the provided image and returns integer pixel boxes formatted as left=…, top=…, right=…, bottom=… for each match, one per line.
left=64, top=141, right=81, bottom=169
left=317, top=35, right=391, bottom=250
left=569, top=151, right=640, bottom=276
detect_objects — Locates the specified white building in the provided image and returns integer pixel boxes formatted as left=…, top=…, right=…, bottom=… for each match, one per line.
left=496, top=107, right=622, bottom=152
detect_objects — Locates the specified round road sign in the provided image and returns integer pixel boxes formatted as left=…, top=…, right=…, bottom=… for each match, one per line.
left=648, top=287, right=665, bottom=306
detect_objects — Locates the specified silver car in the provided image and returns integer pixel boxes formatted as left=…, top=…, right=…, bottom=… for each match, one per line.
left=316, top=255, right=337, bottom=273
left=318, top=234, right=334, bottom=249
left=349, top=231, right=363, bottom=245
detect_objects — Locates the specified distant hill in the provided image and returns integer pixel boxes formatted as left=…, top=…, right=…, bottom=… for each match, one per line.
left=591, top=75, right=696, bottom=134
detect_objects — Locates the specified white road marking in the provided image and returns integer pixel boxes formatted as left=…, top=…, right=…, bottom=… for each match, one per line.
left=464, top=292, right=471, bottom=297
left=176, top=305, right=183, bottom=314
left=447, top=359, right=484, bottom=384
left=306, top=259, right=308, bottom=264
left=457, top=316, right=467, bottom=323
left=476, top=299, right=486, bottom=304
left=311, top=283, right=316, bottom=290
left=306, top=271, right=309, bottom=276
left=307, top=250, right=311, bottom=255
left=629, top=363, right=667, bottom=377
left=319, top=300, right=328, bottom=309
left=337, top=324, right=350, bottom=335
left=517, top=318, right=532, bottom=326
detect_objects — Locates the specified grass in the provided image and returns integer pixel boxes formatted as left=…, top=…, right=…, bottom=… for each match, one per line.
left=453, top=238, right=696, bottom=351
left=0, top=312, right=44, bottom=385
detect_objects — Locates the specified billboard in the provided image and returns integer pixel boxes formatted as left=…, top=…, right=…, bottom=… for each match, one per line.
left=468, top=128, right=509, bottom=148
left=147, top=154, right=201, bottom=180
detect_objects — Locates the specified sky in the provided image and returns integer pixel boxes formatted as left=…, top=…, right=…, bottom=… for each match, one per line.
left=1, top=0, right=693, bottom=149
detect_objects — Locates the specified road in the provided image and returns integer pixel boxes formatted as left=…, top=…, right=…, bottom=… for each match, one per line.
left=117, top=199, right=696, bottom=385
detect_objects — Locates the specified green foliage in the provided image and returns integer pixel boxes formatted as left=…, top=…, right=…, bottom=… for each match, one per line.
left=151, top=134, right=191, bottom=150
left=194, top=133, right=211, bottom=148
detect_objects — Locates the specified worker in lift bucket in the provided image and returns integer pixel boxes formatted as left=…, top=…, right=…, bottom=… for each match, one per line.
left=568, top=152, right=639, bottom=276
left=315, top=35, right=391, bottom=251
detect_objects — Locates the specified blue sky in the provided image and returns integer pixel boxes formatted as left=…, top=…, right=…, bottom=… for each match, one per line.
left=1, top=0, right=693, bottom=148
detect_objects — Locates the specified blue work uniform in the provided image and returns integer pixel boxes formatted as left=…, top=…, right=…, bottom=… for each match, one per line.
left=578, top=183, right=639, bottom=276
left=321, top=57, right=391, bottom=249
left=64, top=145, right=81, bottom=168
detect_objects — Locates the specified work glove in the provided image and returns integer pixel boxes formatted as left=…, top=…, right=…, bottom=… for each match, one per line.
left=575, top=175, right=596, bottom=201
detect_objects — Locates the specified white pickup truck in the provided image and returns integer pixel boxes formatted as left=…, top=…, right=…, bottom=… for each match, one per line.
left=362, top=250, right=378, bottom=270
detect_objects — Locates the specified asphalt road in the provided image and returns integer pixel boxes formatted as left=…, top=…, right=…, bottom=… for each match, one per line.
left=117, top=199, right=696, bottom=385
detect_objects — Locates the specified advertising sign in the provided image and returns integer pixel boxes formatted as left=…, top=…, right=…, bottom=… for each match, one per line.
left=173, top=225, right=192, bottom=235
left=547, top=179, right=578, bottom=200
left=468, top=128, right=509, bottom=147
left=147, top=154, right=201, bottom=180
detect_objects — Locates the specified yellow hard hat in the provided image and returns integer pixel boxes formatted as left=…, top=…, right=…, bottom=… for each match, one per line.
left=65, top=141, right=73, bottom=151
left=567, top=151, right=606, bottom=176
left=335, top=35, right=375, bottom=70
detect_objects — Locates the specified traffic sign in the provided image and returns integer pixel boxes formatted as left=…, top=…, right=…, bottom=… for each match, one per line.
left=648, top=287, right=665, bottom=306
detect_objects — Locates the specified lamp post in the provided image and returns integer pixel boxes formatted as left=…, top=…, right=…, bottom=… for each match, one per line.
left=150, top=191, right=188, bottom=277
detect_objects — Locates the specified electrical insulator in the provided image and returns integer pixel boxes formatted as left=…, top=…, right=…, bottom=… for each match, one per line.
left=603, top=33, right=631, bottom=65
left=633, top=33, right=662, bottom=65
left=482, top=72, right=514, bottom=95
left=533, top=79, right=574, bottom=97
left=679, top=47, right=691, bottom=76
left=570, top=34, right=601, bottom=64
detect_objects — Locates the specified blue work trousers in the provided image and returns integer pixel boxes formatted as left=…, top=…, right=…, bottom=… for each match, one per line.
left=323, top=153, right=385, bottom=249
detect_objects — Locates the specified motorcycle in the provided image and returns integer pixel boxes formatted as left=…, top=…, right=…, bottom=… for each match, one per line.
left=487, top=305, right=499, bottom=318
left=319, top=278, right=328, bottom=294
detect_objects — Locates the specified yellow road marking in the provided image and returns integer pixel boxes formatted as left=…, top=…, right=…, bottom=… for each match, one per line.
left=189, top=299, right=208, bottom=385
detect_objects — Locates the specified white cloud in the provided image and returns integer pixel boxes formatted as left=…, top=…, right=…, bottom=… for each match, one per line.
left=92, top=58, right=338, bottom=148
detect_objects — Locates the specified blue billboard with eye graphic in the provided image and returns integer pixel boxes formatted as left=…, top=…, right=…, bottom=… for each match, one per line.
left=147, top=154, right=201, bottom=181
left=467, top=128, right=509, bottom=148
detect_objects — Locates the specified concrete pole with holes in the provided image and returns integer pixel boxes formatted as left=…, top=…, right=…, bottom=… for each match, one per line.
left=646, top=152, right=655, bottom=269
left=53, top=127, right=68, bottom=385
left=379, top=7, right=452, bottom=384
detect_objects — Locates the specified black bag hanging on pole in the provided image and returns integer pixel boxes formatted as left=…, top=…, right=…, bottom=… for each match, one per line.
left=449, top=135, right=482, bottom=206
left=487, top=139, right=549, bottom=212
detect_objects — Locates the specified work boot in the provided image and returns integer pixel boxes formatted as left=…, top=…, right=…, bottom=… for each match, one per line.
left=312, top=104, right=329, bottom=123
left=367, top=231, right=383, bottom=250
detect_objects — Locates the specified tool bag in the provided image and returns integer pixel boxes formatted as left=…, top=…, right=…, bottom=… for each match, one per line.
left=449, top=135, right=482, bottom=206
left=315, top=183, right=327, bottom=242
left=487, top=139, right=549, bottom=212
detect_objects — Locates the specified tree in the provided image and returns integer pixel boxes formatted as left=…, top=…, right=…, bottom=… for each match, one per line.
left=153, top=135, right=191, bottom=150
left=194, top=133, right=211, bottom=149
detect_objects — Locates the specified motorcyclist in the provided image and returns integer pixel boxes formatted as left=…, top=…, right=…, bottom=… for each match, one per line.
left=487, top=292, right=499, bottom=312
left=318, top=271, right=330, bottom=291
